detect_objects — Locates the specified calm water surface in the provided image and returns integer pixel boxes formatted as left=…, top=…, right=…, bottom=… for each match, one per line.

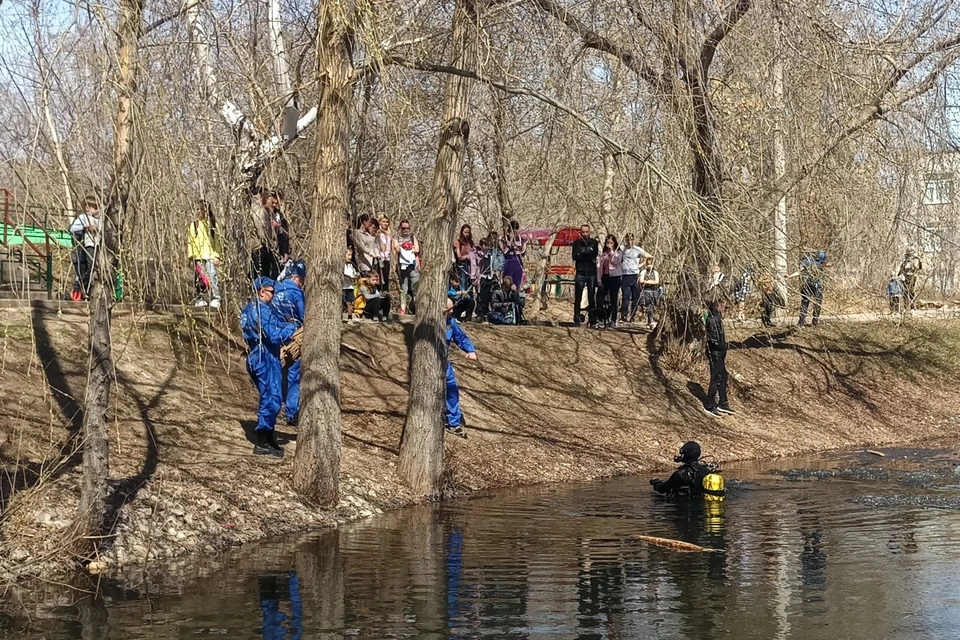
left=7, top=448, right=960, bottom=639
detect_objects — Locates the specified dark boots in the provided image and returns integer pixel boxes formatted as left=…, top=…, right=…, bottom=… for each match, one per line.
left=253, top=429, right=283, bottom=457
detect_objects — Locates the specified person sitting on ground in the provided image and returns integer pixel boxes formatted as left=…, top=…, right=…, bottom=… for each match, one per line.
left=490, top=274, right=525, bottom=325
left=358, top=270, right=391, bottom=321
left=649, top=441, right=724, bottom=500
left=343, top=248, right=359, bottom=318
left=703, top=297, right=733, bottom=418
left=273, top=260, right=306, bottom=427
left=448, top=272, right=476, bottom=322
left=445, top=298, right=478, bottom=438
left=240, top=277, right=298, bottom=457
left=638, top=255, right=660, bottom=328
left=887, top=271, right=904, bottom=315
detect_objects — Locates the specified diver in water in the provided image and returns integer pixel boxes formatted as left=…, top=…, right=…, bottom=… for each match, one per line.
left=649, top=441, right=725, bottom=499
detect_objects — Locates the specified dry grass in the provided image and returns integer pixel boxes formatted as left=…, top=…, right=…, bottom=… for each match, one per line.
left=2, top=307, right=960, bottom=584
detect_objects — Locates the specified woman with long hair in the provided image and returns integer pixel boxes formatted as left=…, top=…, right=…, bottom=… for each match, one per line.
left=499, top=219, right=526, bottom=290
left=453, top=224, right=474, bottom=292
left=598, top=234, right=622, bottom=328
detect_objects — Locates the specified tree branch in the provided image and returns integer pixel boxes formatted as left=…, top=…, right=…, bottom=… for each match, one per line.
left=142, top=0, right=201, bottom=36
left=700, top=0, right=751, bottom=74
left=528, top=0, right=664, bottom=90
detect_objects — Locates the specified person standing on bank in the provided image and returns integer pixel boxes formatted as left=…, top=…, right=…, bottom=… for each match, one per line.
left=638, top=255, right=660, bottom=328
left=620, top=234, right=645, bottom=323
left=500, top=220, right=526, bottom=290
left=703, top=298, right=734, bottom=418
left=187, top=200, right=222, bottom=308
left=788, top=251, right=827, bottom=328
left=273, top=261, right=306, bottom=426
left=572, top=224, right=600, bottom=327
left=69, top=196, right=102, bottom=300
left=598, top=234, right=623, bottom=328
left=394, top=219, right=420, bottom=315
left=241, top=278, right=298, bottom=457
left=898, top=248, right=922, bottom=311
left=445, top=298, right=478, bottom=438
left=251, top=190, right=289, bottom=281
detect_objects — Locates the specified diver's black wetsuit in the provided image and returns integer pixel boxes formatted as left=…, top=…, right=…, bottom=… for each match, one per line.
left=651, top=462, right=710, bottom=498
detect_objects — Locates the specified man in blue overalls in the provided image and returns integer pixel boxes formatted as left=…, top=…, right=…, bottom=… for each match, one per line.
left=445, top=298, right=477, bottom=438
left=241, top=277, right=298, bottom=456
left=273, top=260, right=305, bottom=426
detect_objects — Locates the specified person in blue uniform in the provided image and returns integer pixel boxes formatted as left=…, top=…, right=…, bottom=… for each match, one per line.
left=241, top=277, right=298, bottom=456
left=273, top=260, right=305, bottom=426
left=445, top=298, right=477, bottom=438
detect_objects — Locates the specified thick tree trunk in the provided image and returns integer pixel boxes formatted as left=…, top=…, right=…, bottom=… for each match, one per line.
left=75, top=0, right=141, bottom=560
left=398, top=0, right=483, bottom=497
left=291, top=0, right=352, bottom=506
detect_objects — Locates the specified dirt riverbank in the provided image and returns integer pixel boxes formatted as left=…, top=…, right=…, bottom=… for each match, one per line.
left=2, top=303, right=960, bottom=585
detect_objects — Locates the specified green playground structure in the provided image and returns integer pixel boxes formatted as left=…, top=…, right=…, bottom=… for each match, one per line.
left=1, top=189, right=74, bottom=298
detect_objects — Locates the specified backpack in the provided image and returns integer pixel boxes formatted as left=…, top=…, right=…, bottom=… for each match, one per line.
left=800, top=255, right=824, bottom=288
left=488, top=304, right=516, bottom=325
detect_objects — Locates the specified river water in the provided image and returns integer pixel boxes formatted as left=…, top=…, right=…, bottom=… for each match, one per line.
left=6, top=448, right=960, bottom=639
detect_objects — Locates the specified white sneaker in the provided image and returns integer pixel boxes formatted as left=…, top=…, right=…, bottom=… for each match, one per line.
left=194, top=299, right=208, bottom=307
left=210, top=298, right=221, bottom=309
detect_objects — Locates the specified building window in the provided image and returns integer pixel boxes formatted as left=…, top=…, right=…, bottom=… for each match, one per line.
left=922, top=226, right=944, bottom=254
left=923, top=173, right=954, bottom=205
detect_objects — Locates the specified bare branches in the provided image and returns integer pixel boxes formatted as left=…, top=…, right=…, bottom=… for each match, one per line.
left=527, top=0, right=664, bottom=89
left=700, top=0, right=751, bottom=74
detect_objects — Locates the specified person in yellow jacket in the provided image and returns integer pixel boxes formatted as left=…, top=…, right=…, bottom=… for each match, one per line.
left=188, top=200, right=222, bottom=308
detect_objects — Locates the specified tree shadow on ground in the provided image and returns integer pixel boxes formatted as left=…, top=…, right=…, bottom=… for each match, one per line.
left=239, top=420, right=298, bottom=447
left=1, top=306, right=85, bottom=513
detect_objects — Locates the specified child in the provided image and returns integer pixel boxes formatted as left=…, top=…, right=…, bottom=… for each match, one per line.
left=343, top=248, right=358, bottom=319
left=887, top=272, right=904, bottom=315
left=358, top=271, right=391, bottom=321
left=733, top=267, right=752, bottom=322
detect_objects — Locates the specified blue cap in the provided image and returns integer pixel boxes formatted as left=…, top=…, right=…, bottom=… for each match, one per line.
left=289, top=260, right=306, bottom=279
left=253, top=277, right=276, bottom=292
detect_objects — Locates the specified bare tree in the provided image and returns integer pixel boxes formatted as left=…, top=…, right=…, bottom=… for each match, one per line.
left=291, top=0, right=355, bottom=506
left=74, top=0, right=143, bottom=560
left=398, top=0, right=486, bottom=496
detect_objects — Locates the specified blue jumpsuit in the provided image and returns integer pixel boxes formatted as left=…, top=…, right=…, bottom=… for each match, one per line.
left=241, top=294, right=298, bottom=433
left=272, top=279, right=305, bottom=422
left=446, top=318, right=475, bottom=428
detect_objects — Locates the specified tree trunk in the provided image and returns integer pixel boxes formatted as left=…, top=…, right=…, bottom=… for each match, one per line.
left=398, top=0, right=484, bottom=497
left=772, top=2, right=788, bottom=304
left=492, top=93, right=514, bottom=221
left=600, top=153, right=615, bottom=236
left=75, top=0, right=141, bottom=560
left=291, top=0, right=353, bottom=506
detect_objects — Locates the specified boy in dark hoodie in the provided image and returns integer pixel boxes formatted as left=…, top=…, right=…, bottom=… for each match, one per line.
left=703, top=298, right=733, bottom=418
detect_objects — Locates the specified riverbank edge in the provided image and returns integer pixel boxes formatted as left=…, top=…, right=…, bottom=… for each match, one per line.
left=4, top=312, right=960, bottom=589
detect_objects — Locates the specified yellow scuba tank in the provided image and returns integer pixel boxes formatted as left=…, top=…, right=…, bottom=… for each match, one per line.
left=702, top=471, right=725, bottom=502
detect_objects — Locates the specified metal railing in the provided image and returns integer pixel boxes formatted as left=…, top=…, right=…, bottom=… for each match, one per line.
left=1, top=188, right=73, bottom=298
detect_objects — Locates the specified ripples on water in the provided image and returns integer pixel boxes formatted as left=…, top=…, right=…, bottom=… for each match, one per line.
left=7, top=450, right=960, bottom=639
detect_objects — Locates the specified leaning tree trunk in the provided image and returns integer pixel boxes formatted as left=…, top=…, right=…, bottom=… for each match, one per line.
left=398, top=0, right=484, bottom=497
left=291, top=0, right=353, bottom=506
left=75, top=0, right=142, bottom=560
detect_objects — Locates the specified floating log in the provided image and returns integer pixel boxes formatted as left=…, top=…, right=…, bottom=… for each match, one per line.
left=630, top=534, right=718, bottom=553
left=866, top=450, right=886, bottom=457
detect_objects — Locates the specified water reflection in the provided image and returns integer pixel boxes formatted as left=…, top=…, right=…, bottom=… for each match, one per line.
left=9, top=456, right=960, bottom=640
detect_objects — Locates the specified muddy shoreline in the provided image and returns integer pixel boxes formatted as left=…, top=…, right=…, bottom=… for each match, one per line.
left=3, top=308, right=960, bottom=587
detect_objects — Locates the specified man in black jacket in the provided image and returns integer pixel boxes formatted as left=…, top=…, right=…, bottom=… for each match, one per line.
left=571, top=224, right=600, bottom=327
left=704, top=299, right=733, bottom=417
